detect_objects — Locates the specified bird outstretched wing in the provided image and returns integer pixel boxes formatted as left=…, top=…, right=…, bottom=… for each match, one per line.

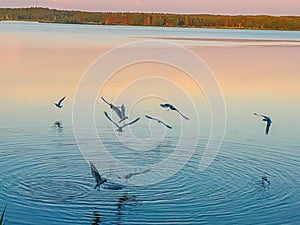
left=90, top=162, right=102, bottom=182
left=145, top=114, right=157, bottom=121
left=162, top=122, right=172, bottom=129
left=175, top=109, right=189, bottom=120
left=101, top=96, right=110, bottom=106
left=104, top=111, right=120, bottom=128
left=145, top=115, right=172, bottom=129
left=254, top=112, right=267, bottom=119
left=58, top=96, right=66, bottom=105
left=121, top=117, right=140, bottom=129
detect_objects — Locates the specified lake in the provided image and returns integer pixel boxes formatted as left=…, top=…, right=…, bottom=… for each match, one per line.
left=1, top=21, right=300, bottom=224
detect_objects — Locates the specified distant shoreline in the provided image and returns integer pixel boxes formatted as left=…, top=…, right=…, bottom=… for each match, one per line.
left=1, top=7, right=300, bottom=31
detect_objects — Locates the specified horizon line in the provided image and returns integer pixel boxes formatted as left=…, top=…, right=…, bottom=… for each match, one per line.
left=1, top=6, right=299, bottom=17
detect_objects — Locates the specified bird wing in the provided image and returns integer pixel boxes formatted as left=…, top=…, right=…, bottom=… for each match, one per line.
left=145, top=115, right=172, bottom=129
left=161, top=121, right=172, bottom=129
left=121, top=117, right=140, bottom=128
left=175, top=109, right=189, bottom=120
left=101, top=96, right=110, bottom=106
left=265, top=121, right=271, bottom=135
left=254, top=112, right=267, bottom=119
left=90, top=162, right=102, bottom=181
left=104, top=111, right=120, bottom=128
left=58, top=96, right=66, bottom=105
left=253, top=112, right=265, bottom=118
left=121, top=104, right=126, bottom=117
left=145, top=114, right=158, bottom=122
left=254, top=113, right=271, bottom=123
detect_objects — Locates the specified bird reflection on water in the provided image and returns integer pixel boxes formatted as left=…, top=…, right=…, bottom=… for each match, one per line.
left=116, top=193, right=136, bottom=225
left=91, top=210, right=101, bottom=225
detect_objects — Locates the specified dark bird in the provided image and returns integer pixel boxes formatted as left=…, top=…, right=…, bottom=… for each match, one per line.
left=160, top=103, right=189, bottom=120
left=101, top=97, right=128, bottom=123
left=145, top=115, right=172, bottom=129
left=54, top=96, right=66, bottom=109
left=90, top=162, right=107, bottom=191
left=261, top=174, right=270, bottom=187
left=104, top=111, right=140, bottom=132
left=52, top=121, right=63, bottom=128
left=253, top=113, right=272, bottom=135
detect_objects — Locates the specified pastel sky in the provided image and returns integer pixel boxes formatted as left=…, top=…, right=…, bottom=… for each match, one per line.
left=0, top=0, right=299, bottom=15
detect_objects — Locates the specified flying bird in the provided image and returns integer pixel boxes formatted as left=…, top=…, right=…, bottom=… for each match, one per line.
left=104, top=111, right=140, bottom=132
left=54, top=96, right=66, bottom=109
left=253, top=113, right=272, bottom=135
left=101, top=97, right=128, bottom=123
left=145, top=115, right=172, bottom=129
left=90, top=162, right=107, bottom=191
left=160, top=103, right=189, bottom=120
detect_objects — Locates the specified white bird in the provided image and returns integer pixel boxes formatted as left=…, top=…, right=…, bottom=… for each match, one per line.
left=101, top=97, right=128, bottom=123
left=253, top=113, right=272, bottom=135
left=104, top=111, right=140, bottom=132
left=90, top=162, right=107, bottom=191
left=145, top=115, right=172, bottom=129
left=54, top=96, right=66, bottom=109
left=160, top=103, right=189, bottom=120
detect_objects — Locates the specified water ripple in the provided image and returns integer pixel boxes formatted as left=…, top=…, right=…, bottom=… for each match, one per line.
left=1, top=128, right=300, bottom=224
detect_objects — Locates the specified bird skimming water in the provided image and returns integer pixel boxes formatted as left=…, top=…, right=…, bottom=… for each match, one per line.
left=90, top=162, right=107, bottom=191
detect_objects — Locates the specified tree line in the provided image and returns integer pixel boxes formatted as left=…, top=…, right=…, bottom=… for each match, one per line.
left=1, top=7, right=300, bottom=30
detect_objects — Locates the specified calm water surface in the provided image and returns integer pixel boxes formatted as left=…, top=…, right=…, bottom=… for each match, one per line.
left=1, top=21, right=300, bottom=224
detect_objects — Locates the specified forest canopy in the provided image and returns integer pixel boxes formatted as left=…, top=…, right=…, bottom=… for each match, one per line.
left=1, top=7, right=300, bottom=30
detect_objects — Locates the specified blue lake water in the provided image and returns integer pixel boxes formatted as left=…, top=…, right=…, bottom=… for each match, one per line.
left=1, top=21, right=300, bottom=224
